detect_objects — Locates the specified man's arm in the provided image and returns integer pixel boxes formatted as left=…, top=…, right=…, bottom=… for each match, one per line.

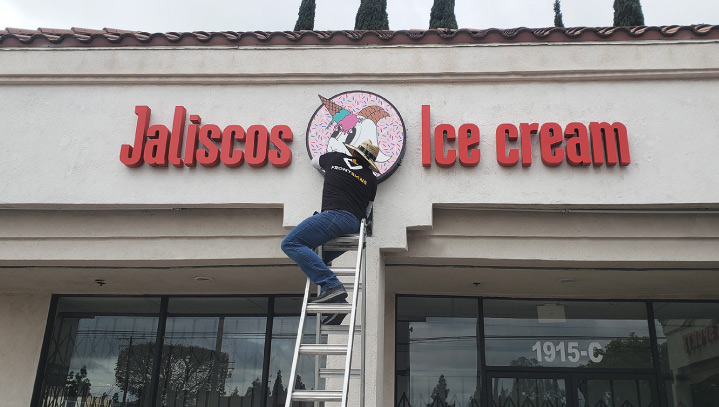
left=365, top=201, right=373, bottom=219
left=312, top=154, right=322, bottom=170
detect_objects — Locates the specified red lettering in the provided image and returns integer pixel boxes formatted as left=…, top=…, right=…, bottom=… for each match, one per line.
left=197, top=124, right=222, bottom=166
left=590, top=122, right=631, bottom=166
left=167, top=106, right=186, bottom=167
left=143, top=124, right=171, bottom=167
left=184, top=115, right=201, bottom=167
left=434, top=124, right=456, bottom=167
left=245, top=125, right=269, bottom=167
left=496, top=123, right=519, bottom=167
left=540, top=122, right=564, bottom=166
left=422, top=105, right=432, bottom=167
left=120, top=106, right=150, bottom=167
left=519, top=123, right=539, bottom=167
left=221, top=125, right=245, bottom=167
left=565, top=122, right=592, bottom=166
left=269, top=125, right=293, bottom=168
left=458, top=124, right=480, bottom=167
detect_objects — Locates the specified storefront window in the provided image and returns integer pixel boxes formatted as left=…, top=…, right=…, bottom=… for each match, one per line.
left=484, top=300, right=652, bottom=369
left=396, top=297, right=479, bottom=407
left=36, top=296, right=305, bottom=407
left=37, top=297, right=161, bottom=407
left=158, top=297, right=269, bottom=407
left=653, top=302, right=719, bottom=407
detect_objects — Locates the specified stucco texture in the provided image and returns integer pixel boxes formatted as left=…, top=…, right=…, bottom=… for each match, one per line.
left=0, top=294, right=51, bottom=407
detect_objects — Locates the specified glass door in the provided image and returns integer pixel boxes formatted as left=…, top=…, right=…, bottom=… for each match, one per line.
left=574, top=373, right=658, bottom=407
left=489, top=373, right=570, bottom=407
left=488, top=372, right=659, bottom=407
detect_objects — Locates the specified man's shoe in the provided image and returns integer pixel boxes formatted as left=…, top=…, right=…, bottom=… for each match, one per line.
left=322, top=299, right=349, bottom=325
left=322, top=312, right=347, bottom=326
left=311, top=284, right=347, bottom=303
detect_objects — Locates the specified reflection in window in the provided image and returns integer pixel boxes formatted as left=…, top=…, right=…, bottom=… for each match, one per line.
left=492, top=377, right=566, bottom=407
left=654, top=302, right=719, bottom=407
left=38, top=297, right=161, bottom=407
left=577, top=378, right=653, bottom=407
left=396, top=297, right=479, bottom=407
left=36, top=296, right=305, bottom=407
left=484, top=300, right=652, bottom=369
left=158, top=316, right=267, bottom=407
left=267, top=315, right=317, bottom=407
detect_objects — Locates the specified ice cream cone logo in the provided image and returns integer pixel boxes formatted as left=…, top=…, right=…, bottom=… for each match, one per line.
left=306, top=91, right=406, bottom=183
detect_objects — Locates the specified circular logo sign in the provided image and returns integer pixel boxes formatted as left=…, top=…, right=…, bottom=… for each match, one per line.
left=306, top=91, right=406, bottom=183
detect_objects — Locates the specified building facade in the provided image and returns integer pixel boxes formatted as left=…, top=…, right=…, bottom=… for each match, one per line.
left=1, top=25, right=718, bottom=407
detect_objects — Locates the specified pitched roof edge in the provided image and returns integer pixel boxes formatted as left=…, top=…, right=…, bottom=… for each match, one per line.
left=1, top=25, right=718, bottom=48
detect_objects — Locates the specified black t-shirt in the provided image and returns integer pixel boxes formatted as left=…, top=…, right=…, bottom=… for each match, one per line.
left=319, top=152, right=377, bottom=221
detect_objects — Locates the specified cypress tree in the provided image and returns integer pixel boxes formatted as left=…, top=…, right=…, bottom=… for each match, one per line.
left=553, top=0, right=564, bottom=28
left=354, top=0, right=390, bottom=30
left=613, top=0, right=645, bottom=26
left=294, top=0, right=316, bottom=31
left=429, top=0, right=458, bottom=30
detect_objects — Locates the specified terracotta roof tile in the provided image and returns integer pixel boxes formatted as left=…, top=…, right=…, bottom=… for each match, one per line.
left=5, top=27, right=41, bottom=35
left=38, top=28, right=74, bottom=35
left=104, top=27, right=139, bottom=34
left=1, top=25, right=718, bottom=48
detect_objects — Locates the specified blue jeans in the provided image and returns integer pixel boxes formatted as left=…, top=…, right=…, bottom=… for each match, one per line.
left=281, top=210, right=360, bottom=290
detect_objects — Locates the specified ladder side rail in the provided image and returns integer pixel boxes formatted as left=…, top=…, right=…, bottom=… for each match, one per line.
left=342, top=219, right=367, bottom=407
left=285, top=277, right=312, bottom=407
left=314, top=246, right=323, bottom=407
left=360, top=245, right=367, bottom=407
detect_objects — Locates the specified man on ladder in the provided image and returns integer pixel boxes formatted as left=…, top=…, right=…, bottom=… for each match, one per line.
left=281, top=139, right=379, bottom=324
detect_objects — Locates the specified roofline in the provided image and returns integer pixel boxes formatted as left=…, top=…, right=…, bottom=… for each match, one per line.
left=1, top=25, right=718, bottom=48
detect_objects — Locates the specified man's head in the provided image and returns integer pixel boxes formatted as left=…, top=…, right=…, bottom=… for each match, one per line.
left=345, top=139, right=380, bottom=173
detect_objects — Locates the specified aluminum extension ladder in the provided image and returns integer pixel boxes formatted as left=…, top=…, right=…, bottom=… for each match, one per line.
left=284, top=218, right=367, bottom=407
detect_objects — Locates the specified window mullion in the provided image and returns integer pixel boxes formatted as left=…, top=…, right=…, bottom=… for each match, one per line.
left=148, top=296, right=169, bottom=407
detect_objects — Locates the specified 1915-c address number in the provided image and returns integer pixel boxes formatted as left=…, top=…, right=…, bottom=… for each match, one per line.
left=532, top=341, right=604, bottom=363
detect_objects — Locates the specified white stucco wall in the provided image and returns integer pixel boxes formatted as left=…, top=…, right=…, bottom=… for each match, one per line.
left=0, top=293, right=51, bottom=407
left=1, top=42, right=719, bottom=247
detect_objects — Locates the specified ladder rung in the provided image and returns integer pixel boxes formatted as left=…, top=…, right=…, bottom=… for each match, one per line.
left=322, top=235, right=361, bottom=251
left=306, top=303, right=353, bottom=313
left=327, top=235, right=360, bottom=244
left=299, top=344, right=348, bottom=355
left=331, top=267, right=357, bottom=276
left=319, top=368, right=361, bottom=378
left=290, top=390, right=342, bottom=402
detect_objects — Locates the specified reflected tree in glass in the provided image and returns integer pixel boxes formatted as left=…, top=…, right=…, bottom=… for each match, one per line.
left=115, top=342, right=231, bottom=405
left=493, top=377, right=567, bottom=407
left=40, top=314, right=159, bottom=407
left=427, top=375, right=453, bottom=407
left=64, top=366, right=92, bottom=405
left=581, top=332, right=652, bottom=369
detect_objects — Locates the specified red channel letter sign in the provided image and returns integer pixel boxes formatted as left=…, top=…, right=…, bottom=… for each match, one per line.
left=421, top=105, right=631, bottom=168
left=120, top=106, right=293, bottom=168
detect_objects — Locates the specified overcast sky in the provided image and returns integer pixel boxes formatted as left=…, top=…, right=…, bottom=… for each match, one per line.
left=1, top=0, right=717, bottom=33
